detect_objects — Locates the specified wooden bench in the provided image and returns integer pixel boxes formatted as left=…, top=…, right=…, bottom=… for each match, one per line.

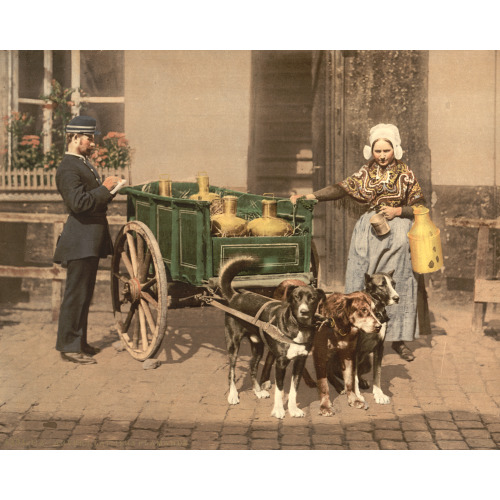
left=445, top=217, right=500, bottom=334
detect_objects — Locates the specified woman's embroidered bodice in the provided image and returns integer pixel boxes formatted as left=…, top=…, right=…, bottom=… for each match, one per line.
left=339, top=161, right=424, bottom=207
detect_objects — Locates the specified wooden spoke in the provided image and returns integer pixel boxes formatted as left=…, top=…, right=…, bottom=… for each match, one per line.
left=132, top=315, right=140, bottom=348
left=136, top=234, right=146, bottom=281
left=141, top=299, right=156, bottom=333
left=122, top=302, right=138, bottom=333
left=143, top=249, right=152, bottom=278
left=126, top=232, right=138, bottom=276
left=116, top=321, right=129, bottom=343
left=138, top=305, right=148, bottom=350
left=121, top=333, right=132, bottom=347
left=141, top=277, right=157, bottom=292
left=120, top=251, right=134, bottom=277
left=136, top=233, right=144, bottom=264
left=141, top=290, right=158, bottom=308
left=113, top=272, right=130, bottom=284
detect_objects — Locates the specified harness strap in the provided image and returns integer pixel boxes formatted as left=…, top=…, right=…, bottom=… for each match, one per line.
left=209, top=298, right=300, bottom=345
left=313, top=311, right=349, bottom=337
left=252, top=301, right=273, bottom=345
left=324, top=316, right=349, bottom=337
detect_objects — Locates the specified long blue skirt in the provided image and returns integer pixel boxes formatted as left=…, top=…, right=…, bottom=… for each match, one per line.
left=344, top=211, right=419, bottom=342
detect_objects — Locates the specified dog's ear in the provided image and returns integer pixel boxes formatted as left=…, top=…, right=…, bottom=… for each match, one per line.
left=316, top=288, right=327, bottom=304
left=285, top=285, right=299, bottom=302
left=333, top=296, right=352, bottom=329
left=387, top=270, right=395, bottom=278
left=364, top=273, right=371, bottom=285
left=381, top=309, right=390, bottom=323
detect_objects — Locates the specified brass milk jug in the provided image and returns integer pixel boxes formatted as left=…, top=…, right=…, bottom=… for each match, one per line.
left=247, top=199, right=293, bottom=237
left=211, top=195, right=247, bottom=237
left=189, top=172, right=221, bottom=203
left=407, top=206, right=443, bottom=273
left=158, top=174, right=172, bottom=197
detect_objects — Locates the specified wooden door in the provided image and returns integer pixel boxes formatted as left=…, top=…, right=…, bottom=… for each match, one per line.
left=247, top=50, right=314, bottom=197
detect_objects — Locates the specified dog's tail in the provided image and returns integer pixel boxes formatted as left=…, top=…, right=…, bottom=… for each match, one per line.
left=219, top=255, right=259, bottom=301
left=302, top=367, right=317, bottom=388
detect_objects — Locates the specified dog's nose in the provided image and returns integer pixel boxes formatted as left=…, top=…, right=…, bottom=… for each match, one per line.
left=393, top=295, right=400, bottom=303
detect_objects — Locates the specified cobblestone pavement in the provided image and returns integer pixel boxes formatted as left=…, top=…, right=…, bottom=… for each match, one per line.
left=0, top=295, right=499, bottom=451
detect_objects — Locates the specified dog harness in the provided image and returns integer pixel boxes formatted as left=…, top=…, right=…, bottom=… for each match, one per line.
left=252, top=300, right=310, bottom=346
left=320, top=316, right=350, bottom=337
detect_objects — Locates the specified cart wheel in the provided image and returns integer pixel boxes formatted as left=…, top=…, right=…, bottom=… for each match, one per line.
left=111, top=221, right=168, bottom=361
left=310, top=240, right=321, bottom=288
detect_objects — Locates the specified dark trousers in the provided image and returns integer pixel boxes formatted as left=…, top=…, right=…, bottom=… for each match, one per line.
left=56, top=256, right=100, bottom=353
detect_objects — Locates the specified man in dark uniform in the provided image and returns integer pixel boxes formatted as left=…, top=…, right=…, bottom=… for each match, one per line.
left=54, top=115, right=122, bottom=364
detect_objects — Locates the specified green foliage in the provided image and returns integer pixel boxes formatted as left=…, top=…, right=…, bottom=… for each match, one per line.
left=92, top=132, right=131, bottom=171
left=3, top=112, right=44, bottom=170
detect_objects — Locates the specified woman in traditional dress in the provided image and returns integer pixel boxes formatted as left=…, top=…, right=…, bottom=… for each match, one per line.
left=291, top=123, right=425, bottom=361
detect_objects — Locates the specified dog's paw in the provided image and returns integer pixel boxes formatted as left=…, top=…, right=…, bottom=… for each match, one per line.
left=354, top=392, right=366, bottom=403
left=289, top=407, right=305, bottom=418
left=271, top=407, right=286, bottom=419
left=261, top=380, right=272, bottom=391
left=254, top=389, right=270, bottom=399
left=373, top=390, right=391, bottom=405
left=359, top=378, right=370, bottom=389
left=348, top=398, right=366, bottom=410
left=319, top=406, right=334, bottom=417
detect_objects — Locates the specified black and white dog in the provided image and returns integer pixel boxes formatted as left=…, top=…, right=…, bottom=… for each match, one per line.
left=219, top=256, right=325, bottom=419
left=327, top=271, right=399, bottom=405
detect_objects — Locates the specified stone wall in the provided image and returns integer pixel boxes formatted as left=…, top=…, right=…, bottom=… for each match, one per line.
left=431, top=185, right=499, bottom=293
left=0, top=196, right=126, bottom=307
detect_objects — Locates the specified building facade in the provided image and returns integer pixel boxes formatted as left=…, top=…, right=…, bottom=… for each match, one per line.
left=0, top=50, right=498, bottom=298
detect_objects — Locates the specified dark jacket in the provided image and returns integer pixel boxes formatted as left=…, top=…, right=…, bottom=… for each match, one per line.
left=53, top=154, right=114, bottom=263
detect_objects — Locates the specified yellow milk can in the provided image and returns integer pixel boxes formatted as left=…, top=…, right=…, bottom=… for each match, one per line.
left=247, top=199, right=293, bottom=237
left=189, top=172, right=221, bottom=203
left=211, top=195, right=247, bottom=237
left=407, top=206, right=443, bottom=273
left=158, top=174, right=172, bottom=197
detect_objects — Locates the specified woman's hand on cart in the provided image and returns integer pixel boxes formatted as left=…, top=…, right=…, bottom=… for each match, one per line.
left=290, top=193, right=317, bottom=205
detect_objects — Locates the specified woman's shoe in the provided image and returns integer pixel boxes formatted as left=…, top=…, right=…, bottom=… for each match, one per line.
left=81, top=343, right=101, bottom=355
left=391, top=341, right=415, bottom=362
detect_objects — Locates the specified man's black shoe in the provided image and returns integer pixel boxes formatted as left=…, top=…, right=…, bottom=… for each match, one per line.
left=60, top=352, right=97, bottom=364
left=81, top=344, right=101, bottom=356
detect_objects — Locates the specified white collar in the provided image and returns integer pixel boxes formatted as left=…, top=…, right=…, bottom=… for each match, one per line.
left=66, top=152, right=87, bottom=161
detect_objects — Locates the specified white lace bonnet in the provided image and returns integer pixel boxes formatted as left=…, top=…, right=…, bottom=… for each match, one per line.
left=363, top=123, right=403, bottom=160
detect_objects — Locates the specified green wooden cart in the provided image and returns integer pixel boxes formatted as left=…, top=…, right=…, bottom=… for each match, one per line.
left=111, top=181, right=319, bottom=361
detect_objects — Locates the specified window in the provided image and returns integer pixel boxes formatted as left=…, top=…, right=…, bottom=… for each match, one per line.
left=3, top=50, right=125, bottom=189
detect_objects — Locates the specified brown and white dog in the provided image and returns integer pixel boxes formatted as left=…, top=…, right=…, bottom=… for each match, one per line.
left=303, top=291, right=382, bottom=416
left=327, top=272, right=399, bottom=405
left=219, top=257, right=325, bottom=419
